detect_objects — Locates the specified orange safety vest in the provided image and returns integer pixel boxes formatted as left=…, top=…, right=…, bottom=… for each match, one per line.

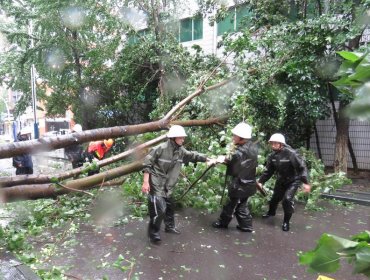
left=88, top=141, right=108, bottom=160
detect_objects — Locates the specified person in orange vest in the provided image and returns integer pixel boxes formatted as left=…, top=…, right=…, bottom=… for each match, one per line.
left=87, top=139, right=114, bottom=160
left=85, top=139, right=114, bottom=176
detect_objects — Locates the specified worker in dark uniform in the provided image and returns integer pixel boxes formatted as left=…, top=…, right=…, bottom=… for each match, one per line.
left=64, top=124, right=85, bottom=169
left=142, top=125, right=214, bottom=243
left=13, top=131, right=33, bottom=175
left=212, top=122, right=258, bottom=233
left=257, top=133, right=311, bottom=232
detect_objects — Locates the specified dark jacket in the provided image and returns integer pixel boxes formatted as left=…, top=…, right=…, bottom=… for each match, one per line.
left=258, top=145, right=309, bottom=185
left=65, top=144, right=84, bottom=163
left=13, top=154, right=33, bottom=175
left=226, top=141, right=258, bottom=198
left=13, top=154, right=33, bottom=169
left=143, top=139, right=207, bottom=197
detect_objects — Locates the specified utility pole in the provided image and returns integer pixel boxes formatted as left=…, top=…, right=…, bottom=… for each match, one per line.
left=29, top=21, right=39, bottom=139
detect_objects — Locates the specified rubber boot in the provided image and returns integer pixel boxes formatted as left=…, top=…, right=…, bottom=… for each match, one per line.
left=282, top=213, right=292, bottom=232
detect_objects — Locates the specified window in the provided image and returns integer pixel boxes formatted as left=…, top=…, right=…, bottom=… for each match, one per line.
left=217, top=9, right=235, bottom=35
left=179, top=17, right=203, bottom=42
left=217, top=5, right=252, bottom=36
left=236, top=5, right=252, bottom=30
left=127, top=29, right=148, bottom=44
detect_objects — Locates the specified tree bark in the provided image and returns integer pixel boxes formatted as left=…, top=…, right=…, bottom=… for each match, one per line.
left=0, top=116, right=227, bottom=188
left=1, top=161, right=143, bottom=202
left=0, top=80, right=231, bottom=159
left=333, top=101, right=349, bottom=173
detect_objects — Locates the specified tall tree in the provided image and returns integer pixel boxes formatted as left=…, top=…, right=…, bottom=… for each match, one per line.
left=219, top=0, right=368, bottom=153
left=0, top=0, right=224, bottom=129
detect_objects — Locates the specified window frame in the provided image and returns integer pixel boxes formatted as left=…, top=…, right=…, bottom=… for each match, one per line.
left=217, top=4, right=251, bottom=36
left=179, top=16, right=203, bottom=43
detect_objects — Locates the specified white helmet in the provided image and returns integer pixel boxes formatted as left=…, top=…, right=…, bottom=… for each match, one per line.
left=167, top=125, right=187, bottom=138
left=269, top=133, right=286, bottom=144
left=231, top=122, right=252, bottom=139
left=73, top=124, right=82, bottom=133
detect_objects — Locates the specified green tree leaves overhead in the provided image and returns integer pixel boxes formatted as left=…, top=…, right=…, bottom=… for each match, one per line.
left=0, top=0, right=125, bottom=127
left=0, top=0, right=229, bottom=128
left=225, top=1, right=367, bottom=146
left=333, top=50, right=370, bottom=121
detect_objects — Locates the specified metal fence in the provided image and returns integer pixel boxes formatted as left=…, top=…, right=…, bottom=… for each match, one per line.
left=309, top=115, right=370, bottom=170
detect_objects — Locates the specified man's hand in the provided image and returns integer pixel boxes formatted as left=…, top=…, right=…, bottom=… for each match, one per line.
left=302, top=183, right=311, bottom=193
left=142, top=181, right=150, bottom=194
left=256, top=182, right=267, bottom=197
left=142, top=172, right=150, bottom=194
left=206, top=158, right=217, bottom=166
left=216, top=155, right=226, bottom=164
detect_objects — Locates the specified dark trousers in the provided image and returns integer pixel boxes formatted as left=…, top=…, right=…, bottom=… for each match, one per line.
left=71, top=161, right=84, bottom=169
left=218, top=196, right=253, bottom=230
left=267, top=180, right=300, bottom=222
left=16, top=167, right=33, bottom=175
left=147, top=195, right=176, bottom=239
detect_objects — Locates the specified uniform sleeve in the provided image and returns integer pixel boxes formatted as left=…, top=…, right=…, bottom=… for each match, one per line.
left=258, top=154, right=276, bottom=184
left=13, top=156, right=22, bottom=167
left=182, top=148, right=207, bottom=164
left=142, top=145, right=161, bottom=173
left=225, top=151, right=242, bottom=177
left=290, top=152, right=309, bottom=184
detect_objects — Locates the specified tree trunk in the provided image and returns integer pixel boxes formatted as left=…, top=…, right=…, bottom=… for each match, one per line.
left=0, top=161, right=143, bottom=202
left=328, top=80, right=358, bottom=172
left=0, top=116, right=227, bottom=188
left=333, top=101, right=349, bottom=173
left=0, top=80, right=230, bottom=159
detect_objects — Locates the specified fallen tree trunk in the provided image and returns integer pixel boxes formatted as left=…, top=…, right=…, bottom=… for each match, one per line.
left=0, top=116, right=227, bottom=188
left=0, top=134, right=165, bottom=188
left=1, top=161, right=143, bottom=202
left=0, top=80, right=230, bottom=159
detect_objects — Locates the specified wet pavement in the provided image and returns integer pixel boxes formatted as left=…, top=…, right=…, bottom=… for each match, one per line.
left=0, top=252, right=40, bottom=280
left=24, top=202, right=369, bottom=280
left=0, top=149, right=71, bottom=177
left=1, top=158, right=369, bottom=279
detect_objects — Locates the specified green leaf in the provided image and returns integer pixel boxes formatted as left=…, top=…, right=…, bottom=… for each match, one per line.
left=348, top=68, right=370, bottom=83
left=352, top=245, right=370, bottom=276
left=332, top=76, right=363, bottom=88
left=299, top=234, right=358, bottom=273
left=337, top=51, right=362, bottom=62
left=50, top=177, right=59, bottom=183
left=351, top=231, right=370, bottom=243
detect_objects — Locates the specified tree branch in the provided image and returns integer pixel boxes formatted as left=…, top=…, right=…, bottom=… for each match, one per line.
left=0, top=117, right=227, bottom=188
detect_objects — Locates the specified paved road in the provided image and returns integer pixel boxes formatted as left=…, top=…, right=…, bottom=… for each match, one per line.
left=28, top=202, right=369, bottom=280
left=0, top=149, right=71, bottom=177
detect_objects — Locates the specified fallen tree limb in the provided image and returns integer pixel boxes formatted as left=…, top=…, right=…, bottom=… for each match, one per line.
left=1, top=161, right=144, bottom=202
left=0, top=116, right=228, bottom=188
left=0, top=80, right=231, bottom=159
